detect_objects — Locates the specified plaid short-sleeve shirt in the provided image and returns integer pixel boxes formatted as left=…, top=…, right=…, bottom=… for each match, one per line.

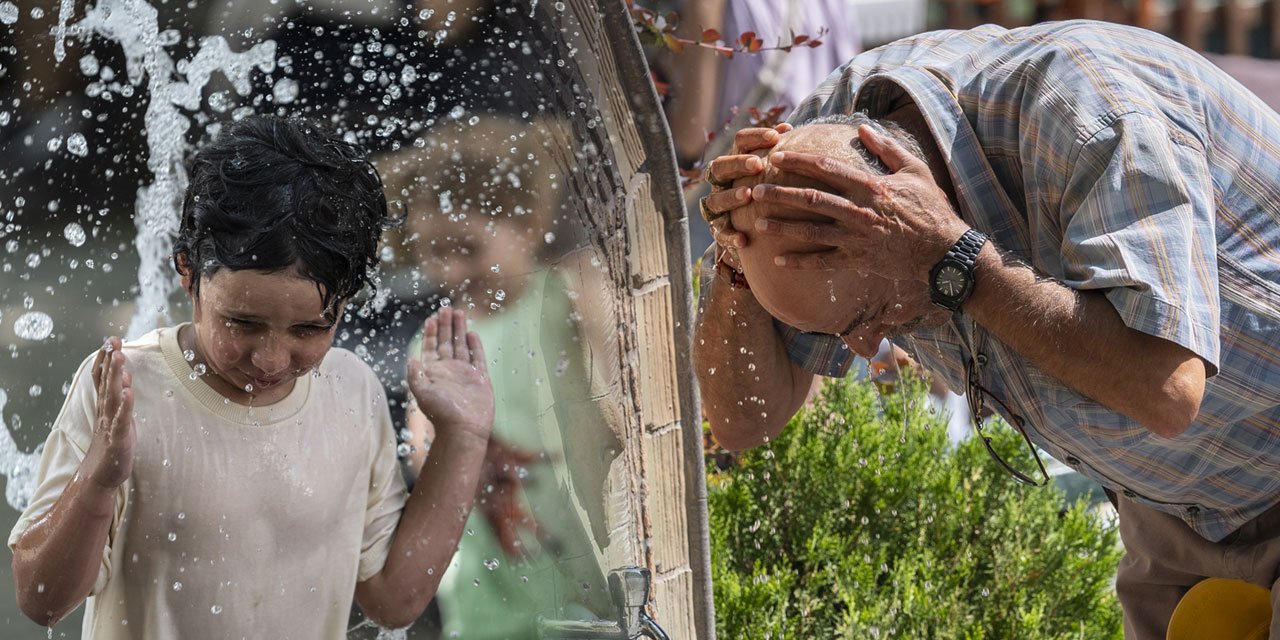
left=780, top=20, right=1280, bottom=541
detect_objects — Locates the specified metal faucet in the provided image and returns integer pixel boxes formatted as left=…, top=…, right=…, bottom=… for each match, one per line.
left=536, top=567, right=671, bottom=639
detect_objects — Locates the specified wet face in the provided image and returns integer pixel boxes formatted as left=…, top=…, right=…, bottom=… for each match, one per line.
left=183, top=266, right=339, bottom=405
left=409, top=212, right=541, bottom=308
left=729, top=124, right=938, bottom=357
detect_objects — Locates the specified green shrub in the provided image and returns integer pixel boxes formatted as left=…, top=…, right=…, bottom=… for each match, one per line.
left=708, top=374, right=1123, bottom=639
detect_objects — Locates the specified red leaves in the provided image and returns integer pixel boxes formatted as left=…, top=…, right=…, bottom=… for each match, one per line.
left=629, top=1, right=825, bottom=58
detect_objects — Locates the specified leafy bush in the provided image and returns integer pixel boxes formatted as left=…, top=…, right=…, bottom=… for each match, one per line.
left=708, top=374, right=1123, bottom=639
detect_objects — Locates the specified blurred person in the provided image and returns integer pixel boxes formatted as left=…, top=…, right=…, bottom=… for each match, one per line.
left=379, top=115, right=617, bottom=638
left=695, top=21, right=1280, bottom=639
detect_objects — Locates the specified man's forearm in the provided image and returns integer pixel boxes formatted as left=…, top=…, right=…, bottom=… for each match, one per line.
left=355, top=428, right=488, bottom=628
left=966, top=244, right=1205, bottom=436
left=11, top=473, right=118, bottom=626
left=694, top=273, right=813, bottom=450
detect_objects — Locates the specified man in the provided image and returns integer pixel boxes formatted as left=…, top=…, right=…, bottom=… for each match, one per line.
left=693, top=20, right=1280, bottom=639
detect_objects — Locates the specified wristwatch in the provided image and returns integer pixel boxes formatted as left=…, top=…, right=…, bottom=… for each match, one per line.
left=929, top=228, right=988, bottom=312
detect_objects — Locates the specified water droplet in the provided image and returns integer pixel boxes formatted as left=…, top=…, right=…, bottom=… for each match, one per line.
left=396, top=442, right=411, bottom=457
left=13, top=312, right=53, bottom=341
left=520, top=575, right=529, bottom=583
left=489, top=264, right=501, bottom=273
left=467, top=115, right=480, bottom=126
left=28, top=385, right=41, bottom=397
left=167, top=531, right=177, bottom=542
left=483, top=558, right=500, bottom=571
left=271, top=78, right=298, bottom=104
left=78, top=53, right=99, bottom=75
left=0, top=2, right=17, bottom=25
left=183, top=349, right=195, bottom=362
left=243, top=383, right=253, bottom=393
left=66, top=133, right=88, bottom=157
left=210, top=605, right=222, bottom=615
left=173, top=581, right=183, bottom=591
left=494, top=289, right=506, bottom=301
left=35, top=583, right=44, bottom=594
left=63, top=222, right=86, bottom=247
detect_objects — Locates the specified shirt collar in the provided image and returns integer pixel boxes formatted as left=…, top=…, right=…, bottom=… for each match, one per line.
left=851, top=67, right=1028, bottom=255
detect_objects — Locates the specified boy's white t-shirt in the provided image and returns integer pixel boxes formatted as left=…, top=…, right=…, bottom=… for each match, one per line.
left=8, top=325, right=408, bottom=639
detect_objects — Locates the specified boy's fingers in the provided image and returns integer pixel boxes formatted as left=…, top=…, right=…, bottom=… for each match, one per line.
left=436, top=308, right=455, bottom=359
left=92, top=342, right=109, bottom=389
left=467, top=332, right=488, bottom=373
left=421, top=316, right=439, bottom=360
left=452, top=310, right=469, bottom=361
left=112, top=387, right=133, bottom=437
left=104, top=351, right=125, bottom=408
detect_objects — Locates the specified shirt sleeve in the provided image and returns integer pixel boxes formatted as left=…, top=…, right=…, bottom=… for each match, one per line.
left=7, top=354, right=123, bottom=595
left=357, top=368, right=409, bottom=582
left=1058, top=112, right=1221, bottom=374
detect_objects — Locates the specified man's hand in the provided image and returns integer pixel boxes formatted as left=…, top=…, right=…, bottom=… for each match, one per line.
left=751, top=124, right=969, bottom=282
left=407, top=308, right=494, bottom=443
left=703, top=123, right=793, bottom=257
left=85, top=337, right=135, bottom=490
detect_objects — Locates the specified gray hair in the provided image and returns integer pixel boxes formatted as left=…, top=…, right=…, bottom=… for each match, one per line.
left=796, top=112, right=925, bottom=175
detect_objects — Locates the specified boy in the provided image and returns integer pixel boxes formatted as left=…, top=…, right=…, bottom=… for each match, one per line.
left=8, top=114, right=495, bottom=638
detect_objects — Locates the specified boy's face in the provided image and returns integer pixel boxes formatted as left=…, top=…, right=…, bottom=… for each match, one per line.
left=184, top=266, right=339, bottom=405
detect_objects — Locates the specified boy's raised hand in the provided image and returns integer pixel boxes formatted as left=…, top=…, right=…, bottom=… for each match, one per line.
left=86, top=337, right=135, bottom=489
left=407, top=308, right=494, bottom=443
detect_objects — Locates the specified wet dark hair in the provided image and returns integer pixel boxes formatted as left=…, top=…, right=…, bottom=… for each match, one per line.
left=173, top=114, right=396, bottom=318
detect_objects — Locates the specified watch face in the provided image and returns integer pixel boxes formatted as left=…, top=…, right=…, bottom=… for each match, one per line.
left=935, top=265, right=968, bottom=299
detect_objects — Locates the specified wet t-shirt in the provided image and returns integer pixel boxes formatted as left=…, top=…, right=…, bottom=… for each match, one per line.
left=8, top=325, right=407, bottom=639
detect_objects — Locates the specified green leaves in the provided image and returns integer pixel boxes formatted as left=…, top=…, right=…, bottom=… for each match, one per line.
left=709, top=375, right=1123, bottom=639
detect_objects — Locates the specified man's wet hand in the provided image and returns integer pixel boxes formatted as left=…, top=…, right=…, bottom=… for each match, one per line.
left=751, top=124, right=969, bottom=281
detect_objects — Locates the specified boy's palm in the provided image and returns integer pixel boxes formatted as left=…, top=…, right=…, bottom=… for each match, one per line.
left=86, top=337, right=136, bottom=489
left=407, top=308, right=494, bottom=442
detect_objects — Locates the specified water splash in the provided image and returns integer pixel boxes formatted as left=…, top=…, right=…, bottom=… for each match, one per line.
left=0, top=389, right=44, bottom=511
left=0, top=0, right=279, bottom=513
left=13, top=311, right=54, bottom=341
left=58, top=0, right=276, bottom=339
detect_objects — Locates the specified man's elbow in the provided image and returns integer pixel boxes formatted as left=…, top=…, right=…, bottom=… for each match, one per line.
left=1141, top=363, right=1206, bottom=438
left=707, top=412, right=788, bottom=452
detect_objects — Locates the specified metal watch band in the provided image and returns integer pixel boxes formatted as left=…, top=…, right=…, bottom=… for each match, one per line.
left=947, top=228, right=987, bottom=266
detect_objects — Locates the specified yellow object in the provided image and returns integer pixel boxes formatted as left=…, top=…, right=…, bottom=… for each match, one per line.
left=1167, top=578, right=1272, bottom=640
